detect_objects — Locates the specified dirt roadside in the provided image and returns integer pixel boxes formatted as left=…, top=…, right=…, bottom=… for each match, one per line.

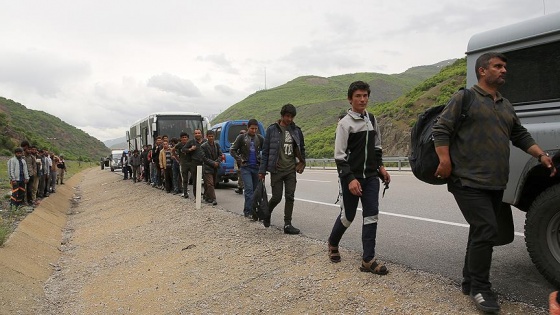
left=0, top=168, right=547, bottom=314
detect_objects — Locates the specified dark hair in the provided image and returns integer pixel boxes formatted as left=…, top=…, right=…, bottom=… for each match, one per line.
left=247, top=119, right=259, bottom=127
left=20, top=140, right=30, bottom=148
left=206, top=130, right=215, bottom=136
left=180, top=132, right=189, bottom=138
left=475, top=52, right=507, bottom=80
left=280, top=103, right=296, bottom=117
left=170, top=137, right=178, bottom=145
left=347, top=81, right=371, bottom=99
left=14, top=147, right=23, bottom=153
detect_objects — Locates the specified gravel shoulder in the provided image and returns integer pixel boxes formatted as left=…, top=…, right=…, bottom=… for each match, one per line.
left=0, top=168, right=547, bottom=314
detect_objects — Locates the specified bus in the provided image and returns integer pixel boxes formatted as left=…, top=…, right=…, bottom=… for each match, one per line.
left=127, top=112, right=210, bottom=151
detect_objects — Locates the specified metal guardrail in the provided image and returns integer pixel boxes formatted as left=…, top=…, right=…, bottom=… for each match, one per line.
left=306, top=157, right=410, bottom=171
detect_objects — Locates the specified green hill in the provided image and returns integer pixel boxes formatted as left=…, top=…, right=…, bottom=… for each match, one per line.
left=0, top=97, right=109, bottom=161
left=213, top=59, right=466, bottom=158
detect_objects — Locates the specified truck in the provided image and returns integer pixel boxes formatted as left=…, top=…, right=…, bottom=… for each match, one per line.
left=211, top=120, right=265, bottom=185
left=466, top=11, right=560, bottom=287
left=109, top=149, right=125, bottom=172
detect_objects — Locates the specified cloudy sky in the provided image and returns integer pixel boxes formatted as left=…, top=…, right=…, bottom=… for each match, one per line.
left=1, top=1, right=559, bottom=141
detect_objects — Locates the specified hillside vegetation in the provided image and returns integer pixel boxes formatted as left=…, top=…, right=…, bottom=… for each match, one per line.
left=213, top=58, right=467, bottom=158
left=0, top=97, right=109, bottom=160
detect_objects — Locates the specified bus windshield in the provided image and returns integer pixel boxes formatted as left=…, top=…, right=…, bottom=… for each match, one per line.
left=157, top=116, right=203, bottom=139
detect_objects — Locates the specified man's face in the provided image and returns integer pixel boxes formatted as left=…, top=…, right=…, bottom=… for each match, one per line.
left=44, top=150, right=49, bottom=156
left=31, top=148, right=37, bottom=155
left=163, top=142, right=169, bottom=149
left=156, top=138, right=162, bottom=145
left=481, top=57, right=507, bottom=87
left=207, top=134, right=214, bottom=142
left=349, top=89, right=369, bottom=114
left=247, top=125, right=258, bottom=136
left=15, top=151, right=23, bottom=159
left=280, top=114, right=294, bottom=126
left=194, top=129, right=202, bottom=140
left=180, top=135, right=188, bottom=144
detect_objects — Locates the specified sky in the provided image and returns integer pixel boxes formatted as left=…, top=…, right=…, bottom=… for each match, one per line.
left=1, top=0, right=559, bottom=142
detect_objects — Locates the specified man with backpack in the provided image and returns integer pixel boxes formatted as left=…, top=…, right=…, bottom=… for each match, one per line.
left=327, top=81, right=390, bottom=274
left=231, top=119, right=264, bottom=218
left=259, top=105, right=306, bottom=234
left=433, top=52, right=556, bottom=313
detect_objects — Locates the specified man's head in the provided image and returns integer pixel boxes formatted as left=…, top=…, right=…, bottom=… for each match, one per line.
left=347, top=81, right=371, bottom=114
left=163, top=141, right=169, bottom=149
left=475, top=52, right=507, bottom=86
left=279, top=104, right=296, bottom=126
left=180, top=132, right=189, bottom=144
left=143, top=145, right=148, bottom=151
left=162, top=135, right=169, bottom=142
left=194, top=129, right=202, bottom=140
left=206, top=130, right=215, bottom=143
left=20, top=140, right=30, bottom=149
left=155, top=136, right=162, bottom=146
left=246, top=119, right=258, bottom=136
left=14, top=147, right=24, bottom=159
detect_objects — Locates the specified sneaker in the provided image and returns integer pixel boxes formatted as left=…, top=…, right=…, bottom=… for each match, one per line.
left=550, top=291, right=560, bottom=315
left=470, top=291, right=500, bottom=313
left=263, top=217, right=271, bottom=228
left=461, top=280, right=470, bottom=295
left=283, top=224, right=300, bottom=235
left=234, top=188, right=243, bottom=194
left=212, top=200, right=217, bottom=206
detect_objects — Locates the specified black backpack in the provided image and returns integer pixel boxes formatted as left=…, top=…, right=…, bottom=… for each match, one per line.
left=409, top=88, right=473, bottom=185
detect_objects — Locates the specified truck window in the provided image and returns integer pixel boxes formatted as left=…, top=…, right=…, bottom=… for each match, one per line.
left=501, top=41, right=560, bottom=105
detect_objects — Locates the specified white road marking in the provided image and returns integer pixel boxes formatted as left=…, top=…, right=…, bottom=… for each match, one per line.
left=298, top=179, right=331, bottom=183
left=286, top=195, right=525, bottom=237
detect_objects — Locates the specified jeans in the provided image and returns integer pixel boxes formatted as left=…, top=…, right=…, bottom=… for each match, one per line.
left=448, top=180, right=503, bottom=294
left=328, top=176, right=380, bottom=261
left=268, top=169, right=297, bottom=225
left=172, top=161, right=181, bottom=192
left=241, top=165, right=259, bottom=216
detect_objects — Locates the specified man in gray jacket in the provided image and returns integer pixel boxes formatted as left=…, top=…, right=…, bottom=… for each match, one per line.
left=8, top=147, right=29, bottom=208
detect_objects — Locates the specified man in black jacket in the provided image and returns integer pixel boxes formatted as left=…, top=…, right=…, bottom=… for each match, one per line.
left=259, top=104, right=306, bottom=234
left=231, top=119, right=264, bottom=218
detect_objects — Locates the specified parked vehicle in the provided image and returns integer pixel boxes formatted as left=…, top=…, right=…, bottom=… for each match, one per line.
left=127, top=112, right=211, bottom=152
left=109, top=149, right=125, bottom=172
left=211, top=120, right=265, bottom=185
left=466, top=11, right=560, bottom=287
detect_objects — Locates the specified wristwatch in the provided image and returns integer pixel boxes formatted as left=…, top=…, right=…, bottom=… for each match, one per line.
left=538, top=152, right=550, bottom=163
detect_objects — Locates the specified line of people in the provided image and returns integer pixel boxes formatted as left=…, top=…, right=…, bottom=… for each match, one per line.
left=7, top=140, right=67, bottom=209
left=113, top=65, right=558, bottom=313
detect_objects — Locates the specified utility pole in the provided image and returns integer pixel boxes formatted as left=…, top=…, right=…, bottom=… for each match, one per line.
left=264, top=67, right=267, bottom=90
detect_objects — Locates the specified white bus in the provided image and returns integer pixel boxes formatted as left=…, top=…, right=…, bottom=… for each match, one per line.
left=127, top=112, right=210, bottom=151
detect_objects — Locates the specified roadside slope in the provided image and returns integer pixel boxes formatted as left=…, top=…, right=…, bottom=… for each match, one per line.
left=0, top=172, right=83, bottom=314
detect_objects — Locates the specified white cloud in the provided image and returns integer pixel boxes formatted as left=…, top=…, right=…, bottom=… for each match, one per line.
left=147, top=73, right=202, bottom=97
left=0, top=0, right=558, bottom=141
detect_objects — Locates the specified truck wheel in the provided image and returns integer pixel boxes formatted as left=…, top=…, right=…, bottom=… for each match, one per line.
left=111, top=167, right=115, bottom=172
left=525, top=183, right=560, bottom=288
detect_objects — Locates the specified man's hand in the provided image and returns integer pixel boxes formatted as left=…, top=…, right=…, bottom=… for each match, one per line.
left=296, top=162, right=305, bottom=174
left=379, top=166, right=391, bottom=184
left=540, top=155, right=557, bottom=177
left=258, top=173, right=266, bottom=180
left=348, top=179, right=362, bottom=196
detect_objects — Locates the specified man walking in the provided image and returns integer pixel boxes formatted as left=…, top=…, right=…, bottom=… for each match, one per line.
left=201, top=130, right=222, bottom=205
left=184, top=129, right=205, bottom=198
left=433, top=52, right=556, bottom=313
left=327, top=81, right=390, bottom=276
left=231, top=119, right=264, bottom=218
left=7, top=147, right=29, bottom=209
left=259, top=104, right=306, bottom=234
left=174, top=132, right=190, bottom=198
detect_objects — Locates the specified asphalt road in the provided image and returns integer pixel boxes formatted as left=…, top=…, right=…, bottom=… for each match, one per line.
left=211, top=169, right=555, bottom=309
left=111, top=167, right=555, bottom=308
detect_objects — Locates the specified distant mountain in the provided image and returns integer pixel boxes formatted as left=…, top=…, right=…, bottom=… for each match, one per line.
left=103, top=137, right=128, bottom=149
left=0, top=97, right=110, bottom=160
left=212, top=59, right=461, bottom=158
